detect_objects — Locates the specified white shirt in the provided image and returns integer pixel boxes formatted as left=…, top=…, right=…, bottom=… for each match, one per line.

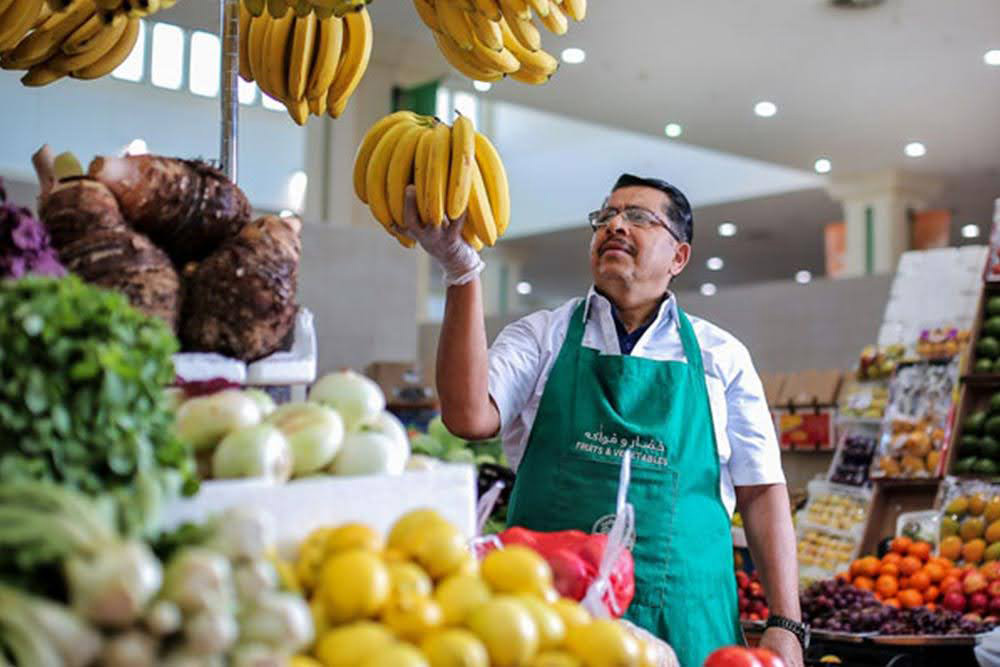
left=487, top=287, right=785, bottom=517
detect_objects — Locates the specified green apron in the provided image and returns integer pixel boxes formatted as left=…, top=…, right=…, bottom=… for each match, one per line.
left=506, top=300, right=741, bottom=667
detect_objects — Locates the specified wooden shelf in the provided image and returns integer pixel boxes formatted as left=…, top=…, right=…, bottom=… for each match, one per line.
left=960, top=373, right=1000, bottom=386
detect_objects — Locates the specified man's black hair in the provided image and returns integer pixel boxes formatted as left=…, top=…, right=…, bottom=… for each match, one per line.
left=612, top=173, right=694, bottom=243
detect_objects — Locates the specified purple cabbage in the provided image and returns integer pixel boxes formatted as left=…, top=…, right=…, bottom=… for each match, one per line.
left=0, top=178, right=65, bottom=280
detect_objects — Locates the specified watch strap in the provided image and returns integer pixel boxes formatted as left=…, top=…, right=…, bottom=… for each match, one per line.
left=765, top=614, right=809, bottom=649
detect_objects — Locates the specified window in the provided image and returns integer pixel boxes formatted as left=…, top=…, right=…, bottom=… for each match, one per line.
left=111, top=19, right=146, bottom=82
left=261, top=92, right=286, bottom=112
left=435, top=87, right=481, bottom=126
left=188, top=30, right=220, bottom=97
left=238, top=79, right=258, bottom=105
left=150, top=22, right=185, bottom=89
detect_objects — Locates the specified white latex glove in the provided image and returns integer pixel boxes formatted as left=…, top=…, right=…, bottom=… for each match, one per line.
left=402, top=185, right=485, bottom=286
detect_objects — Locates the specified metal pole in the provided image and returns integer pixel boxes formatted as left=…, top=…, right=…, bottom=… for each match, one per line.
left=219, top=0, right=239, bottom=182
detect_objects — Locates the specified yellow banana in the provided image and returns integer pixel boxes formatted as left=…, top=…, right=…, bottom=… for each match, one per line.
left=0, top=0, right=45, bottom=50
left=365, top=121, right=413, bottom=228
left=353, top=110, right=421, bottom=203
left=446, top=113, right=475, bottom=221
left=433, top=31, right=502, bottom=82
left=499, top=1, right=540, bottom=52
left=238, top=2, right=253, bottom=81
left=263, top=11, right=294, bottom=100
left=305, top=13, right=341, bottom=99
left=470, top=38, right=519, bottom=73
left=562, top=0, right=583, bottom=20
left=462, top=223, right=484, bottom=251
left=474, top=131, right=510, bottom=235
left=538, top=0, right=566, bottom=34
left=412, top=0, right=438, bottom=32
left=246, top=13, right=269, bottom=85
left=467, top=9, right=501, bottom=51
left=291, top=0, right=311, bottom=16
left=287, top=11, right=316, bottom=101
left=21, top=62, right=65, bottom=85
left=508, top=65, right=553, bottom=84
left=500, top=17, right=555, bottom=74
left=61, top=11, right=105, bottom=54
left=434, top=0, right=474, bottom=51
left=526, top=0, right=548, bottom=16
left=499, top=0, right=528, bottom=20
left=466, top=160, right=498, bottom=246
left=413, top=124, right=435, bottom=226
left=426, top=121, right=451, bottom=226
left=326, top=7, right=371, bottom=118
left=243, top=0, right=265, bottom=17
left=285, top=96, right=309, bottom=125
left=386, top=122, right=426, bottom=226
left=70, top=15, right=137, bottom=78
left=445, top=0, right=476, bottom=10
left=3, top=0, right=92, bottom=68
left=312, top=4, right=334, bottom=18
left=48, top=12, right=126, bottom=72
left=266, top=0, right=288, bottom=18
left=0, top=0, right=17, bottom=15
left=308, top=92, right=326, bottom=115
left=388, top=227, right=417, bottom=249
left=471, top=0, right=500, bottom=21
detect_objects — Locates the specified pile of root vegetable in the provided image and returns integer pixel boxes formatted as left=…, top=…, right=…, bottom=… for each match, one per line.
left=33, top=145, right=301, bottom=362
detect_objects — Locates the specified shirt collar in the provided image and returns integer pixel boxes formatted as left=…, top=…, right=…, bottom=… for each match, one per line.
left=583, top=286, right=678, bottom=332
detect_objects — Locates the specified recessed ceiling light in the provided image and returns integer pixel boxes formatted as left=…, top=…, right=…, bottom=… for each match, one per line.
left=795, top=270, right=813, bottom=284
left=814, top=158, right=832, bottom=174
left=700, top=282, right=717, bottom=296
left=279, top=209, right=295, bottom=218
left=718, top=222, right=737, bottom=237
left=706, top=257, right=724, bottom=271
left=664, top=123, right=683, bottom=138
left=560, top=48, right=585, bottom=64
left=962, top=224, right=981, bottom=239
left=754, top=101, right=777, bottom=118
left=904, top=142, right=926, bottom=158
left=122, top=138, right=148, bottom=156
left=473, top=81, right=492, bottom=92
left=985, top=50, right=1000, bottom=66
left=516, top=281, right=533, bottom=295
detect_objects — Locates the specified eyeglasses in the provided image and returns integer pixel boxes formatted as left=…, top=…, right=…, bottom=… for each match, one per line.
left=588, top=206, right=683, bottom=242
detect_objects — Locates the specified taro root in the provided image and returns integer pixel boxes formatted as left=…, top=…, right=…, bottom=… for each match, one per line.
left=182, top=215, right=301, bottom=361
left=88, top=155, right=252, bottom=265
left=39, top=177, right=128, bottom=248
left=58, top=228, right=182, bottom=331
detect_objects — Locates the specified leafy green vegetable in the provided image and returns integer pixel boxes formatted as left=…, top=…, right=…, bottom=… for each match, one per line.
left=0, top=276, right=196, bottom=535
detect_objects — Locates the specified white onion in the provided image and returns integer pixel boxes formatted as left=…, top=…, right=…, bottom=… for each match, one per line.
left=308, top=371, right=385, bottom=432
left=175, top=390, right=261, bottom=452
left=267, top=402, right=344, bottom=476
left=367, top=411, right=411, bottom=475
left=211, top=424, right=292, bottom=482
left=330, top=431, right=398, bottom=476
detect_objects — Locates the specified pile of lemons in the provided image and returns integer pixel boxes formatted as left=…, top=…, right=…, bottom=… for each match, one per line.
left=287, top=509, right=665, bottom=667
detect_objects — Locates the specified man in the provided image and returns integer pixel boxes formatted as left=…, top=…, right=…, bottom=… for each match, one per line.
left=402, top=175, right=805, bottom=667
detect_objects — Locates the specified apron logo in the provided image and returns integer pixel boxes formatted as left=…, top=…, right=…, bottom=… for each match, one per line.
left=592, top=514, right=637, bottom=549
left=575, top=427, right=670, bottom=468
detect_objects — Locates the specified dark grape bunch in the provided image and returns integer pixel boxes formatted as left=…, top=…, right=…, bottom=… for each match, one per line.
left=802, top=579, right=999, bottom=635
left=830, top=434, right=878, bottom=486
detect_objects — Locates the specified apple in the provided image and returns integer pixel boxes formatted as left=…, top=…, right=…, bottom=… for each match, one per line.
left=749, top=613, right=761, bottom=621
left=704, top=647, right=764, bottom=667
left=970, top=592, right=989, bottom=613
left=736, top=571, right=750, bottom=589
left=749, top=600, right=766, bottom=615
left=964, top=572, right=988, bottom=595
left=988, top=580, right=1000, bottom=599
left=989, top=597, right=1000, bottom=616
left=942, top=592, right=967, bottom=613
left=739, top=597, right=750, bottom=612
left=982, top=562, right=1000, bottom=581
left=748, top=582, right=764, bottom=598
left=750, top=648, right=786, bottom=667
left=943, top=581, right=964, bottom=597
left=759, top=607, right=770, bottom=620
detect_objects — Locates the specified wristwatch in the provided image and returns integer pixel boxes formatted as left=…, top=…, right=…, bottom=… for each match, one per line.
left=765, top=615, right=810, bottom=650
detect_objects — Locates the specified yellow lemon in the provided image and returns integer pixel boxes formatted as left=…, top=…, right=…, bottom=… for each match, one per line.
left=515, top=594, right=566, bottom=650
left=481, top=546, right=553, bottom=597
left=359, top=643, right=431, bottom=667
left=434, top=574, right=492, bottom=626
left=465, top=596, right=539, bottom=667
left=297, top=527, right=335, bottom=592
left=319, top=549, right=391, bottom=623
left=414, top=523, right=471, bottom=580
left=529, top=651, right=583, bottom=667
left=382, top=596, right=445, bottom=642
left=315, top=622, right=395, bottom=667
left=564, top=620, right=640, bottom=667
left=291, top=657, right=324, bottom=667
left=326, top=522, right=385, bottom=553
left=549, top=598, right=590, bottom=631
left=310, top=596, right=329, bottom=638
left=384, top=548, right=410, bottom=564
left=389, top=509, right=452, bottom=556
left=389, top=561, right=434, bottom=604
left=421, top=629, right=490, bottom=667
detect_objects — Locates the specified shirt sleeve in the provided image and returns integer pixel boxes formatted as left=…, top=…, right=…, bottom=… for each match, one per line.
left=488, top=313, right=546, bottom=433
left=724, top=341, right=786, bottom=487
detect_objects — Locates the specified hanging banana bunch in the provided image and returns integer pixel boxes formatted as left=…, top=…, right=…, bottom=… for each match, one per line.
left=0, top=0, right=143, bottom=86
left=42, top=0, right=177, bottom=19
left=353, top=110, right=511, bottom=251
left=241, top=0, right=370, bottom=20
left=415, top=0, right=586, bottom=84
left=238, top=2, right=371, bottom=124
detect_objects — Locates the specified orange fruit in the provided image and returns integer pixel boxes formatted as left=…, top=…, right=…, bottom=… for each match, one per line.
left=874, top=592, right=884, bottom=601
left=908, top=541, right=932, bottom=562
left=925, top=602, right=938, bottom=612
left=849, top=559, right=863, bottom=578
left=891, top=536, right=914, bottom=555
left=836, top=571, right=851, bottom=582
left=859, top=556, right=881, bottom=578
left=900, top=556, right=922, bottom=576
left=853, top=576, right=875, bottom=591
left=876, top=575, right=899, bottom=598
left=884, top=598, right=901, bottom=608
left=940, top=575, right=960, bottom=592
left=898, top=589, right=923, bottom=609
left=963, top=539, right=987, bottom=564
left=909, top=571, right=931, bottom=592
left=924, top=585, right=940, bottom=603
left=882, top=553, right=903, bottom=566
left=899, top=577, right=911, bottom=590
left=880, top=563, right=900, bottom=578
left=939, top=537, right=963, bottom=562
left=933, top=557, right=954, bottom=570
left=924, top=563, right=945, bottom=583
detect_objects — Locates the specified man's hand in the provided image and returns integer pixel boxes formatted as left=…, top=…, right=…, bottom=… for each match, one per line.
left=401, top=184, right=484, bottom=286
left=759, top=626, right=804, bottom=667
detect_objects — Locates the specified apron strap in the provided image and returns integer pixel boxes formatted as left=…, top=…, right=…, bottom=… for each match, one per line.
left=676, top=307, right=706, bottom=377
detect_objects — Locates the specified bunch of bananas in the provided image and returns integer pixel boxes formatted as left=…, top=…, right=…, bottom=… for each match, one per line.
left=238, top=3, right=371, bottom=125
left=353, top=110, right=510, bottom=251
left=0, top=0, right=142, bottom=86
left=242, top=0, right=369, bottom=20
left=58, top=0, right=177, bottom=17
left=416, top=0, right=586, bottom=84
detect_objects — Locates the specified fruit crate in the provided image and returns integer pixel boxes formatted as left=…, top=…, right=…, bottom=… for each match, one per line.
left=828, top=420, right=881, bottom=486
left=798, top=479, right=873, bottom=536
left=945, top=383, right=1000, bottom=480
left=937, top=477, right=1000, bottom=566
left=857, top=479, right=944, bottom=558
left=962, top=283, right=1000, bottom=380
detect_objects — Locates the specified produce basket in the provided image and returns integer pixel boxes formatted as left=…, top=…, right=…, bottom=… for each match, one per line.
left=828, top=419, right=881, bottom=486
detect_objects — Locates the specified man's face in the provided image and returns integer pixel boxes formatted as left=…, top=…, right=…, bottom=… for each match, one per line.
left=589, top=186, right=691, bottom=293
